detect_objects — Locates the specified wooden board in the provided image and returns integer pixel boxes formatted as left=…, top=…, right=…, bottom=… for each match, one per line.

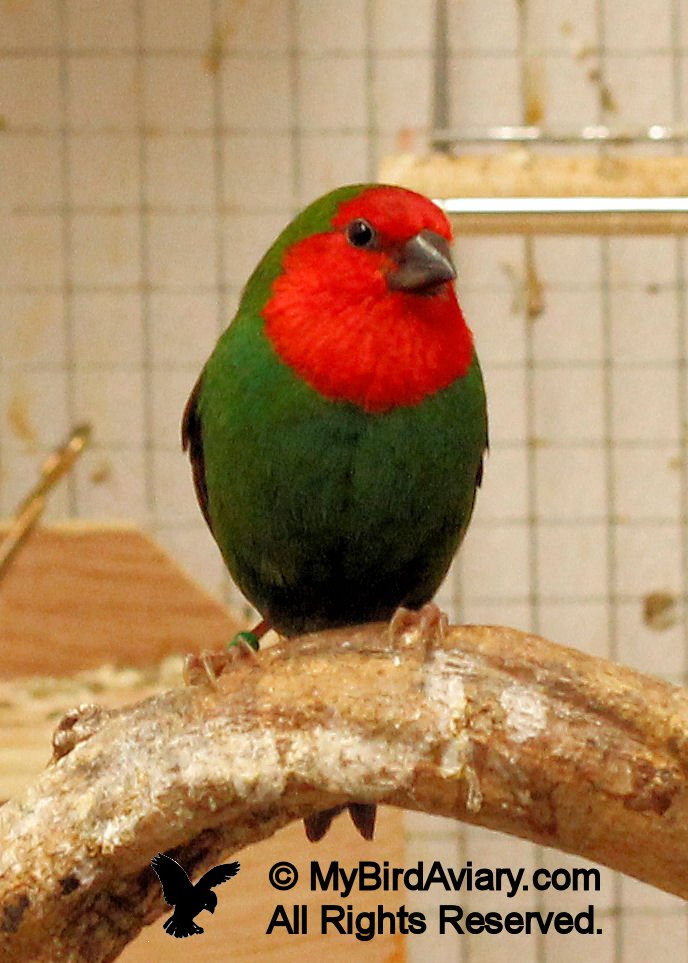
left=120, top=810, right=406, bottom=963
left=381, top=151, right=688, bottom=198
left=0, top=523, right=243, bottom=677
left=380, top=151, right=688, bottom=234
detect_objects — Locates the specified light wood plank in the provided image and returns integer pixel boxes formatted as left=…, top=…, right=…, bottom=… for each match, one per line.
left=0, top=524, right=243, bottom=677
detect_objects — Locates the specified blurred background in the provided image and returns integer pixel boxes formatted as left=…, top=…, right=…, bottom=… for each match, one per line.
left=1, top=0, right=688, bottom=960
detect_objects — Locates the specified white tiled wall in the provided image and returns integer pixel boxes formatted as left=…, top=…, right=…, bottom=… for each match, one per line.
left=2, top=2, right=688, bottom=961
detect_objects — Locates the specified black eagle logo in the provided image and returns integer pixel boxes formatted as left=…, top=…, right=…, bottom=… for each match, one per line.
left=151, top=852, right=241, bottom=938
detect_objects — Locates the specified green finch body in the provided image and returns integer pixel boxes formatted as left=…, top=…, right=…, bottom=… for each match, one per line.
left=183, top=183, right=488, bottom=839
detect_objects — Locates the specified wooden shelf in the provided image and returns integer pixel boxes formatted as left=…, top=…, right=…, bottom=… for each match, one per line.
left=380, top=151, right=688, bottom=234
left=0, top=522, right=244, bottom=677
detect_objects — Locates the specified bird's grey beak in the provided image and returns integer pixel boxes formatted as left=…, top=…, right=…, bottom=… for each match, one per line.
left=388, top=229, right=456, bottom=293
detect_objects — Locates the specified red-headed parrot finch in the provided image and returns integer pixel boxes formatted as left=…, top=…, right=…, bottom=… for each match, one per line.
left=182, top=183, right=488, bottom=842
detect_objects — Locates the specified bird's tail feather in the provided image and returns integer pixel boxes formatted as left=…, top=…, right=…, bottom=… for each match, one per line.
left=163, top=914, right=204, bottom=938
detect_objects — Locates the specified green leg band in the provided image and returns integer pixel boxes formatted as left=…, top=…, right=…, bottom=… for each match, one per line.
left=227, top=630, right=260, bottom=652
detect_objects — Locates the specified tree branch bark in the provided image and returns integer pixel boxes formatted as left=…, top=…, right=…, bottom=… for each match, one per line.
left=2, top=621, right=688, bottom=961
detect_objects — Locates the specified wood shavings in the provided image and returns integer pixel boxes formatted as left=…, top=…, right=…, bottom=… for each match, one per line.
left=0, top=657, right=184, bottom=725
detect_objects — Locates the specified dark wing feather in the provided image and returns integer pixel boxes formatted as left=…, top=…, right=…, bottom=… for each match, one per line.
left=476, top=420, right=489, bottom=488
left=181, top=371, right=213, bottom=532
left=197, top=861, right=241, bottom=891
left=476, top=450, right=486, bottom=488
left=151, top=853, right=193, bottom=906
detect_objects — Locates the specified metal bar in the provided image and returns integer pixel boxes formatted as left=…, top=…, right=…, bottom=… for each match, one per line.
left=438, top=197, right=688, bottom=214
left=431, top=0, right=451, bottom=154
left=431, top=124, right=688, bottom=145
left=435, top=197, right=688, bottom=235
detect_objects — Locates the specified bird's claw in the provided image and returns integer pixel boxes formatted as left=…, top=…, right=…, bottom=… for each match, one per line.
left=223, top=634, right=261, bottom=670
left=388, top=602, right=448, bottom=660
left=183, top=635, right=259, bottom=687
left=51, top=703, right=109, bottom=762
left=304, top=802, right=377, bottom=842
left=304, top=806, right=347, bottom=842
left=183, top=652, right=222, bottom=688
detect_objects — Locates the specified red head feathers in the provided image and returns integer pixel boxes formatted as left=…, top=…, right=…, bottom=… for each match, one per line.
left=263, top=185, right=474, bottom=413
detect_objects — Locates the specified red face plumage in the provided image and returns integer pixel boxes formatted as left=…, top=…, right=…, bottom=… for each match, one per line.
left=263, top=185, right=474, bottom=413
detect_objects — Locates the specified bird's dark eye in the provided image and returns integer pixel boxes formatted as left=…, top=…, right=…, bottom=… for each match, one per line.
left=346, top=218, right=376, bottom=249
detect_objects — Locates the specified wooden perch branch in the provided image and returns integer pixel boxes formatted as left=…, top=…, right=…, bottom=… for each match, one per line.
left=2, top=621, right=688, bottom=960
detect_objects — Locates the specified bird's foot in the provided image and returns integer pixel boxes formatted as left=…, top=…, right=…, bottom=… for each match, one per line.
left=304, top=803, right=377, bottom=843
left=51, top=703, right=110, bottom=762
left=183, top=620, right=269, bottom=687
left=183, top=641, right=257, bottom=687
left=349, top=802, right=377, bottom=840
left=388, top=602, right=448, bottom=660
left=304, top=805, right=347, bottom=842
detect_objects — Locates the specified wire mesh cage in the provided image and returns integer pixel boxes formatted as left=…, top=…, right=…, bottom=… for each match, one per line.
left=1, top=1, right=688, bottom=960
